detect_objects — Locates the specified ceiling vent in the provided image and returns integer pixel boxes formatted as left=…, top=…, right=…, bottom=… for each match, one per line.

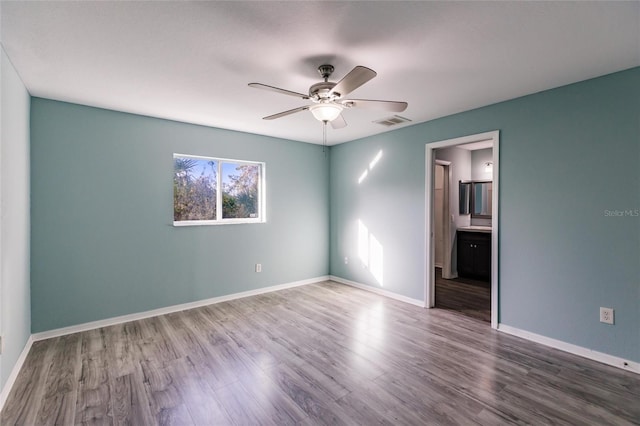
left=373, top=115, right=412, bottom=127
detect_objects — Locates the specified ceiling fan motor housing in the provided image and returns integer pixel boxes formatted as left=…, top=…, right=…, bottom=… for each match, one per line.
left=309, top=81, right=339, bottom=102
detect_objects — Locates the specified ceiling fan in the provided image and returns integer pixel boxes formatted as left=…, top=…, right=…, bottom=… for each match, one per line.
left=248, top=64, right=408, bottom=129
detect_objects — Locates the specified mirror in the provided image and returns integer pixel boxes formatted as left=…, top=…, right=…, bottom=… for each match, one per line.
left=459, top=180, right=492, bottom=217
left=472, top=181, right=492, bottom=217
left=459, top=181, right=471, bottom=215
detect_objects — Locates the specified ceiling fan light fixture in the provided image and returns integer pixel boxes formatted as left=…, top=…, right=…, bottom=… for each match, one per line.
left=249, top=64, right=407, bottom=130
left=310, top=103, right=343, bottom=122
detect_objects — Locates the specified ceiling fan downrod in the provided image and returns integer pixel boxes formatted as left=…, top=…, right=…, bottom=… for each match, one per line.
left=317, top=64, right=334, bottom=82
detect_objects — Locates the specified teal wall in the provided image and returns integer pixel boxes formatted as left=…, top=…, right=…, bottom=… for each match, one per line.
left=0, top=47, right=31, bottom=392
left=330, top=67, right=640, bottom=362
left=30, top=99, right=329, bottom=332
left=28, top=68, right=640, bottom=363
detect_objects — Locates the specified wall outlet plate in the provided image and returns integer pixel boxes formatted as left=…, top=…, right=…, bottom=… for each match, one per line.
left=600, top=307, right=614, bottom=325
left=255, top=263, right=262, bottom=273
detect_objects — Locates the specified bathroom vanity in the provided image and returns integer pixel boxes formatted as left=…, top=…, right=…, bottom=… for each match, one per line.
left=457, top=227, right=491, bottom=281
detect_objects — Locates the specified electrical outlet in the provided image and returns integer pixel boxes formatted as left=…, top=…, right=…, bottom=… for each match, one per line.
left=255, top=263, right=262, bottom=273
left=344, top=257, right=349, bottom=264
left=600, top=307, right=614, bottom=325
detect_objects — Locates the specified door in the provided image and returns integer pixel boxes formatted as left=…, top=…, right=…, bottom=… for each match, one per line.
left=434, top=164, right=444, bottom=268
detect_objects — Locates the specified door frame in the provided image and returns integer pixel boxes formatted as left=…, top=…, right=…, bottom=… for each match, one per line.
left=434, top=160, right=452, bottom=278
left=425, top=130, right=500, bottom=329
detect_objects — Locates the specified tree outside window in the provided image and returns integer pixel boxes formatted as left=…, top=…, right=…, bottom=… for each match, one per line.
left=173, top=154, right=264, bottom=225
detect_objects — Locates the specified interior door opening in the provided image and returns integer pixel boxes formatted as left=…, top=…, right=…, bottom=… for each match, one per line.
left=434, top=164, right=445, bottom=269
left=425, top=131, right=499, bottom=329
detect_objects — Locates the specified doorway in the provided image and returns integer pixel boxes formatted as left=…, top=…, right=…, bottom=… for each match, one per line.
left=434, top=164, right=445, bottom=269
left=425, top=131, right=499, bottom=329
left=433, top=160, right=452, bottom=279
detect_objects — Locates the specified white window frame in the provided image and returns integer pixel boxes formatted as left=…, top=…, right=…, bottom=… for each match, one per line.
left=173, top=153, right=266, bottom=226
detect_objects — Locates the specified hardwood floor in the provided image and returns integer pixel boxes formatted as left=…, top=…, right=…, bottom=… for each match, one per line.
left=2, top=281, right=638, bottom=425
left=435, top=267, right=491, bottom=323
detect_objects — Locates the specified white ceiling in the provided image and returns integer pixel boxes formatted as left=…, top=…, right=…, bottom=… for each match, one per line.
left=1, top=1, right=638, bottom=145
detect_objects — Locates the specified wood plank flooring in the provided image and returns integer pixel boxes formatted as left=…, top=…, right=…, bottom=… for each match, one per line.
left=435, top=267, right=491, bottom=323
left=2, top=281, right=638, bottom=425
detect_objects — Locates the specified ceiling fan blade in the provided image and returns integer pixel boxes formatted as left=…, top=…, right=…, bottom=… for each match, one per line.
left=329, top=66, right=377, bottom=98
left=263, top=106, right=309, bottom=120
left=330, top=114, right=347, bottom=129
left=342, top=99, right=408, bottom=112
left=249, top=83, right=309, bottom=99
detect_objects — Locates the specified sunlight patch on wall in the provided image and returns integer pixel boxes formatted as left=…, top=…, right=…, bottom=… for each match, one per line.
left=357, top=150, right=383, bottom=184
left=369, top=234, right=383, bottom=286
left=358, top=169, right=369, bottom=184
left=358, top=220, right=369, bottom=267
left=369, top=150, right=383, bottom=170
left=357, top=219, right=384, bottom=286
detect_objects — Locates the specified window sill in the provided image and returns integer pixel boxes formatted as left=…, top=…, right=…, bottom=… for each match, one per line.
left=173, top=219, right=265, bottom=226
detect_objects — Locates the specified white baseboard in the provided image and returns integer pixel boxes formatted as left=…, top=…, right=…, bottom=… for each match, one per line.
left=3, top=276, right=327, bottom=413
left=0, top=335, right=34, bottom=413
left=329, top=275, right=426, bottom=308
left=32, top=276, right=329, bottom=342
left=498, top=324, right=639, bottom=375
left=7, top=277, right=636, bottom=418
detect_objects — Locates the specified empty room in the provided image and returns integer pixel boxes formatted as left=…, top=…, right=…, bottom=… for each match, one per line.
left=0, top=1, right=638, bottom=425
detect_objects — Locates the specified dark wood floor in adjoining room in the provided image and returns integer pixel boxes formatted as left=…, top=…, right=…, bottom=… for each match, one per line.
left=2, top=281, right=638, bottom=425
left=435, top=267, right=491, bottom=323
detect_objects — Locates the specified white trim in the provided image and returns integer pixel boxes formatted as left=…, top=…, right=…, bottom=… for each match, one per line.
left=425, top=131, right=500, bottom=329
left=490, top=136, right=499, bottom=328
left=32, top=276, right=328, bottom=342
left=3, top=280, right=637, bottom=417
left=498, top=324, right=640, bottom=375
left=435, top=160, right=452, bottom=280
left=173, top=218, right=265, bottom=226
left=173, top=153, right=266, bottom=225
left=0, top=335, right=34, bottom=412
left=329, top=275, right=426, bottom=308
left=173, top=153, right=263, bottom=166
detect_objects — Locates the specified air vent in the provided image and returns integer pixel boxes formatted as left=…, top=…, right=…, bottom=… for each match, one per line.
left=373, top=115, right=412, bottom=127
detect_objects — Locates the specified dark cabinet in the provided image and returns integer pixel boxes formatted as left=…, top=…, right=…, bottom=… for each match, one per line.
left=457, top=231, right=491, bottom=281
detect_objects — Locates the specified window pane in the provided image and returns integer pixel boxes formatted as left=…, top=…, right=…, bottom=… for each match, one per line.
left=222, top=162, right=260, bottom=219
left=174, top=156, right=217, bottom=221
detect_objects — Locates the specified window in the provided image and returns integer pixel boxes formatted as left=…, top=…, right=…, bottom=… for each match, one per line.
left=173, top=153, right=265, bottom=225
